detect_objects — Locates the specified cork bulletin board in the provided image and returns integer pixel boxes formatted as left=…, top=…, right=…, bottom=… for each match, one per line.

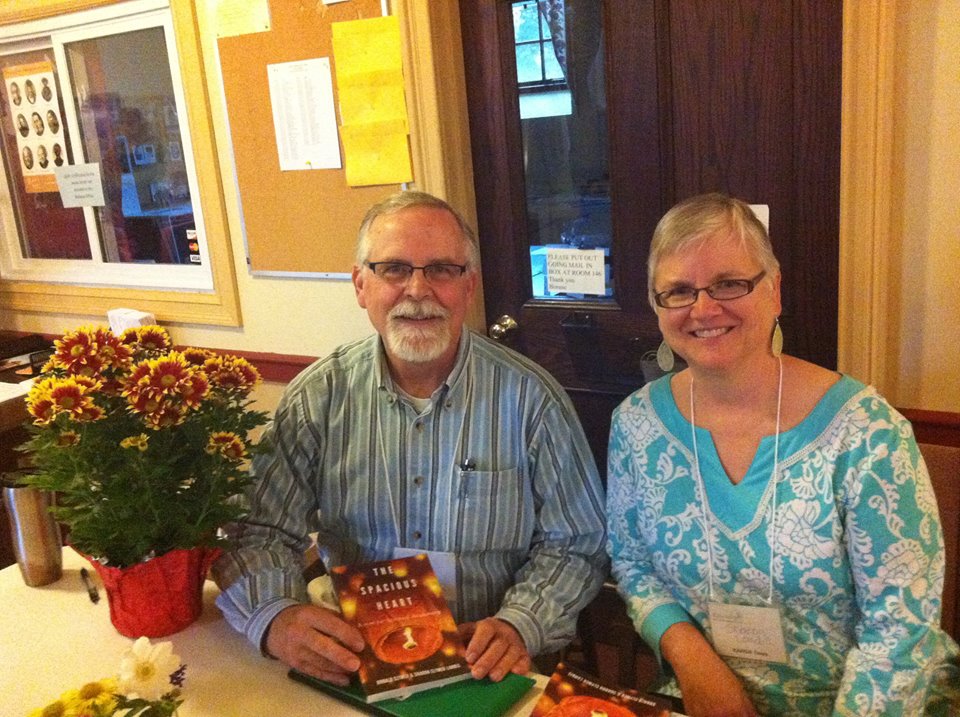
left=217, top=0, right=401, bottom=275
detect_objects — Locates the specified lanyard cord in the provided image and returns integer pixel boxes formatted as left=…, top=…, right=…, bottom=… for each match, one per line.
left=689, top=356, right=783, bottom=604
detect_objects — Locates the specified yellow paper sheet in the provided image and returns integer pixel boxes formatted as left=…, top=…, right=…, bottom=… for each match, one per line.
left=336, top=75, right=407, bottom=127
left=340, top=122, right=413, bottom=187
left=331, top=15, right=412, bottom=186
left=331, top=16, right=402, bottom=79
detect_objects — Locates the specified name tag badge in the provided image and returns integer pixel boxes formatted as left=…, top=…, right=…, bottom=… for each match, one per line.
left=708, top=602, right=788, bottom=664
left=391, top=547, right=458, bottom=603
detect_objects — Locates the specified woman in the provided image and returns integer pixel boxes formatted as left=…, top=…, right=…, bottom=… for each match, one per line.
left=607, top=193, right=959, bottom=716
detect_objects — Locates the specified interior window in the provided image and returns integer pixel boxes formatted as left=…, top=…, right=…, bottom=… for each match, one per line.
left=0, top=1, right=212, bottom=291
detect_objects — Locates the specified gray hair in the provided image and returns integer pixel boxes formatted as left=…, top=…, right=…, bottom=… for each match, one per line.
left=355, top=190, right=480, bottom=269
left=647, top=193, right=780, bottom=309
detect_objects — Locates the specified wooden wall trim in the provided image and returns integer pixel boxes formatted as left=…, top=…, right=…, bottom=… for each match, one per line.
left=24, top=330, right=318, bottom=384
left=395, top=0, right=485, bottom=333
left=232, top=350, right=316, bottom=383
left=900, top=408, right=960, bottom=449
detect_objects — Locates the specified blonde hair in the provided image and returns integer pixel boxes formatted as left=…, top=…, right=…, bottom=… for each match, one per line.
left=647, top=193, right=779, bottom=309
left=355, top=190, right=480, bottom=269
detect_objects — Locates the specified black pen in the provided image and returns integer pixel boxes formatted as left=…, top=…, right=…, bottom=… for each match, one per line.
left=80, top=567, right=100, bottom=603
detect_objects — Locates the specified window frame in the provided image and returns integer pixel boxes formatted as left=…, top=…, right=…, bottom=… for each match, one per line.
left=511, top=0, right=567, bottom=93
left=0, top=0, right=241, bottom=326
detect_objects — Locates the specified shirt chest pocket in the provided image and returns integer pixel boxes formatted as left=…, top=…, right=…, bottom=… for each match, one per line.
left=453, top=467, right=535, bottom=551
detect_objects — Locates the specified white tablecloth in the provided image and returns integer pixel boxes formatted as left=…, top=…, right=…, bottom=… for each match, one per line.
left=0, top=549, right=546, bottom=717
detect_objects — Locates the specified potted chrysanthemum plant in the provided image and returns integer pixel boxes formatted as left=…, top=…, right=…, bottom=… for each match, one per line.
left=17, top=324, right=269, bottom=637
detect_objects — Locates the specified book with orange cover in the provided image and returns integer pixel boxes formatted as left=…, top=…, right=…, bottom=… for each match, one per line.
left=529, top=662, right=673, bottom=717
left=329, top=554, right=472, bottom=703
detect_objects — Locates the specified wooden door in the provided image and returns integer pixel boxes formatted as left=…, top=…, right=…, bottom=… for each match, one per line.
left=460, top=0, right=842, bottom=472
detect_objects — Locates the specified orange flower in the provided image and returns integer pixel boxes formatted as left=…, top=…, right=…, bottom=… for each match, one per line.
left=27, top=376, right=102, bottom=424
left=123, top=325, right=173, bottom=352
left=49, top=325, right=132, bottom=377
left=181, top=347, right=215, bottom=366
left=203, top=355, right=261, bottom=394
left=177, top=371, right=210, bottom=410
left=91, top=327, right=133, bottom=370
left=122, top=353, right=211, bottom=429
left=120, top=434, right=150, bottom=451
left=205, top=431, right=247, bottom=460
left=124, top=352, right=207, bottom=397
left=57, top=431, right=80, bottom=447
left=142, top=404, right=187, bottom=429
left=26, top=377, right=57, bottom=424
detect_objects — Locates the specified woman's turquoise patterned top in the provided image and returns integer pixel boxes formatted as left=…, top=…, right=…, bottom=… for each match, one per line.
left=607, top=374, right=959, bottom=716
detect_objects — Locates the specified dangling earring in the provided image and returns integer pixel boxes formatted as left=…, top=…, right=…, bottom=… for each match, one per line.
left=771, top=318, right=783, bottom=358
left=656, top=340, right=675, bottom=372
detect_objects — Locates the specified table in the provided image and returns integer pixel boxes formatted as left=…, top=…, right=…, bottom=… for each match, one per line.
left=0, top=549, right=547, bottom=717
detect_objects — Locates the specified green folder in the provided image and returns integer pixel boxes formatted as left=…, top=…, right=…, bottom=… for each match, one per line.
left=288, top=669, right=536, bottom=717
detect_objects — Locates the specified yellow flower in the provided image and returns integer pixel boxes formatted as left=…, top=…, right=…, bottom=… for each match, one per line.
left=203, top=355, right=261, bottom=394
left=206, top=431, right=247, bottom=460
left=63, top=677, right=118, bottom=715
left=26, top=376, right=103, bottom=425
left=123, top=324, right=173, bottom=352
left=181, top=347, right=215, bottom=366
left=28, top=699, right=69, bottom=717
left=56, top=430, right=80, bottom=447
left=120, top=434, right=150, bottom=451
left=48, top=325, right=132, bottom=377
left=122, top=352, right=210, bottom=427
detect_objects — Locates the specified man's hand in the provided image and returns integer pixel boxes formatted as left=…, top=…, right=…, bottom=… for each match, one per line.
left=265, top=604, right=365, bottom=685
left=661, top=622, right=758, bottom=717
left=459, top=617, right=532, bottom=682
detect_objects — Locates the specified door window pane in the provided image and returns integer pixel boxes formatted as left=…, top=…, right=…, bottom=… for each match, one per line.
left=511, top=0, right=612, bottom=300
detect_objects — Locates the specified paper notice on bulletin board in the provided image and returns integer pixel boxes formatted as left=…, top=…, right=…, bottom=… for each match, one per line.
left=267, top=58, right=342, bottom=171
left=331, top=15, right=412, bottom=186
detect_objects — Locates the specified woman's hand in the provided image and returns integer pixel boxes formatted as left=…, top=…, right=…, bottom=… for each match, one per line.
left=661, top=622, right=758, bottom=717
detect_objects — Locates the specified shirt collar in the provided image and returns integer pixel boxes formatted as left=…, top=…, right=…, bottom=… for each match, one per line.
left=374, top=330, right=473, bottom=403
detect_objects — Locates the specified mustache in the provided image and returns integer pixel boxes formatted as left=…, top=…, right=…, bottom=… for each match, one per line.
left=388, top=299, right=449, bottom=321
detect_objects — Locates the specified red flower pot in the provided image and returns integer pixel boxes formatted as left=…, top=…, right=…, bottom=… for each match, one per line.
left=83, top=546, right=221, bottom=638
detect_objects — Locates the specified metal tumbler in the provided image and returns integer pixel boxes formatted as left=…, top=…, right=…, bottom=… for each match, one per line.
left=2, top=485, right=62, bottom=586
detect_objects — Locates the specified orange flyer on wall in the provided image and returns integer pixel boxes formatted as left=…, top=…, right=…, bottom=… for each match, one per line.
left=329, top=554, right=471, bottom=703
left=530, top=662, right=673, bottom=717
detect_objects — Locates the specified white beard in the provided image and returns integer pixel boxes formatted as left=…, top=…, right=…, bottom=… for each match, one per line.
left=384, top=299, right=452, bottom=363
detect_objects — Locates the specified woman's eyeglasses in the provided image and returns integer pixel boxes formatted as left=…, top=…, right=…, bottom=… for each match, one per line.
left=654, top=270, right=766, bottom=309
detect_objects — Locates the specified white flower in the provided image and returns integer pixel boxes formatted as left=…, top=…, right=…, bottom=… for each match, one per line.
left=118, top=636, right=181, bottom=701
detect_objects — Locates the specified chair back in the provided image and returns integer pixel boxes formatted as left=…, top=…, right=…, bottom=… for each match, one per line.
left=919, top=442, right=960, bottom=642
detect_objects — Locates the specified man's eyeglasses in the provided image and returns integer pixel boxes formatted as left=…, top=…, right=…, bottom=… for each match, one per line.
left=654, top=270, right=767, bottom=309
left=365, top=261, right=467, bottom=285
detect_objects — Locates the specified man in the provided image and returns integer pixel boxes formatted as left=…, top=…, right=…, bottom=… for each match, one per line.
left=214, top=190, right=606, bottom=686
